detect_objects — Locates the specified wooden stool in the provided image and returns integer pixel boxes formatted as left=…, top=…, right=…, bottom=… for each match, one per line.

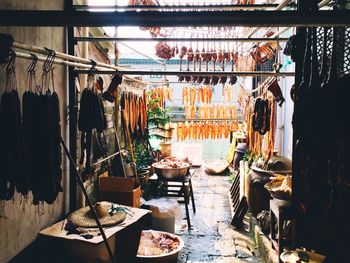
left=270, top=199, right=296, bottom=263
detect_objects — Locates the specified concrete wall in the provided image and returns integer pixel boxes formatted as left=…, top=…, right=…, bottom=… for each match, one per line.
left=0, top=1, right=68, bottom=262
left=280, top=75, right=294, bottom=160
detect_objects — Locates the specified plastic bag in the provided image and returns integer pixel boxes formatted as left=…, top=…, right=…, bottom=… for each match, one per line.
left=142, top=198, right=182, bottom=220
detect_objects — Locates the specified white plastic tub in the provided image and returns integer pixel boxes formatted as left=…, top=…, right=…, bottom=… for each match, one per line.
left=136, top=230, right=184, bottom=263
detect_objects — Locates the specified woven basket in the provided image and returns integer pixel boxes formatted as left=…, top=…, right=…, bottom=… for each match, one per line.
left=67, top=204, right=126, bottom=228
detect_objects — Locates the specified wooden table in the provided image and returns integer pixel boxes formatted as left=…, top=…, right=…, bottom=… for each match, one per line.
left=150, top=169, right=196, bottom=229
left=39, top=202, right=150, bottom=263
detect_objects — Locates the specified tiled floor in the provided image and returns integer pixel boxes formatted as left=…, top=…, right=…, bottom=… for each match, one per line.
left=175, top=167, right=262, bottom=263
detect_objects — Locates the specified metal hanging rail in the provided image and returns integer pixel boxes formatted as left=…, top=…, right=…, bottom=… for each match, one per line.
left=72, top=3, right=296, bottom=11
left=12, top=50, right=149, bottom=85
left=74, top=37, right=289, bottom=42
left=0, top=10, right=349, bottom=27
left=12, top=41, right=125, bottom=71
left=11, top=41, right=150, bottom=85
left=171, top=118, right=242, bottom=122
left=73, top=69, right=295, bottom=77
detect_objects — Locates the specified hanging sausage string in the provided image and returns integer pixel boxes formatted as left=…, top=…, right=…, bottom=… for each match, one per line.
left=0, top=49, right=63, bottom=210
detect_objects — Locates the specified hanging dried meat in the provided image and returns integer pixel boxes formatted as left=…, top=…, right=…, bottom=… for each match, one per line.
left=252, top=98, right=270, bottom=135
left=175, top=120, right=241, bottom=141
left=250, top=41, right=281, bottom=65
left=155, top=42, right=174, bottom=60
left=182, top=86, right=189, bottom=105
left=189, top=86, right=196, bottom=106
left=150, top=86, right=172, bottom=106
left=223, top=84, right=234, bottom=103
left=0, top=87, right=24, bottom=200
left=121, top=88, right=147, bottom=136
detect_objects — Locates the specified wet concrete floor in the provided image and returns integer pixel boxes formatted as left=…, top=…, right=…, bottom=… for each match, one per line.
left=175, top=167, right=262, bottom=263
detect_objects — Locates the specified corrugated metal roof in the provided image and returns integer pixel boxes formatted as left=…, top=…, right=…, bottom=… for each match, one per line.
left=116, top=58, right=181, bottom=65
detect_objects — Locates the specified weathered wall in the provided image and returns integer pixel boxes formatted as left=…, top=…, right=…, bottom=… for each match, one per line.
left=0, top=1, right=68, bottom=262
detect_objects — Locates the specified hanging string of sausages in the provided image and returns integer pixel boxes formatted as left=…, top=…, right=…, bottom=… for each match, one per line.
left=0, top=50, right=63, bottom=206
left=238, top=78, right=281, bottom=162
left=0, top=52, right=27, bottom=202
left=175, top=120, right=241, bottom=141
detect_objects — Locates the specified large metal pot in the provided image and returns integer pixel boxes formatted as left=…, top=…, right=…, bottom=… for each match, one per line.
left=152, top=163, right=190, bottom=180
left=252, top=156, right=292, bottom=175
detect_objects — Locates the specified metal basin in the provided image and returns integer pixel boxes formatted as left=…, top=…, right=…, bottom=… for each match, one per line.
left=137, top=230, right=184, bottom=263
left=152, top=163, right=190, bottom=179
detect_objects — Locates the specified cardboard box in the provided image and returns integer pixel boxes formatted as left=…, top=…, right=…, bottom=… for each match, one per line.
left=99, top=177, right=141, bottom=208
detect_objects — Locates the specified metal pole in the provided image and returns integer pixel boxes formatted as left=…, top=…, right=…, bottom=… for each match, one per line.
left=60, top=137, right=117, bottom=263
left=73, top=69, right=295, bottom=77
left=72, top=3, right=293, bottom=11
left=171, top=118, right=242, bottom=122
left=74, top=37, right=289, bottom=42
left=12, top=41, right=128, bottom=71
left=11, top=47, right=149, bottom=85
left=65, top=0, right=78, bottom=212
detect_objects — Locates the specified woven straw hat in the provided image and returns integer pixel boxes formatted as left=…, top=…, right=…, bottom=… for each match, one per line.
left=67, top=203, right=126, bottom=228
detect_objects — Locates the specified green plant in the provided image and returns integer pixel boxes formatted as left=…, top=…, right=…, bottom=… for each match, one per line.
left=130, top=137, right=153, bottom=171
left=147, top=92, right=171, bottom=127
left=147, top=91, right=172, bottom=142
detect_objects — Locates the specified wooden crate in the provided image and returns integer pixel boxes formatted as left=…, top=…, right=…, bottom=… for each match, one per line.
left=99, top=177, right=141, bottom=208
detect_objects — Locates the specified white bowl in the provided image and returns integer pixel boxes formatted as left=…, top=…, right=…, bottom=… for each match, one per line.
left=136, top=230, right=184, bottom=263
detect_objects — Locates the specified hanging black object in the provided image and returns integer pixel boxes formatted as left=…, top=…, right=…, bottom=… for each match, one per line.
left=0, top=52, right=29, bottom=200
left=283, top=35, right=298, bottom=62
left=78, top=72, right=107, bottom=177
left=102, top=74, right=123, bottom=103
left=293, top=28, right=312, bottom=139
left=0, top=33, right=14, bottom=66
left=252, top=98, right=270, bottom=135
left=21, top=50, right=63, bottom=205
